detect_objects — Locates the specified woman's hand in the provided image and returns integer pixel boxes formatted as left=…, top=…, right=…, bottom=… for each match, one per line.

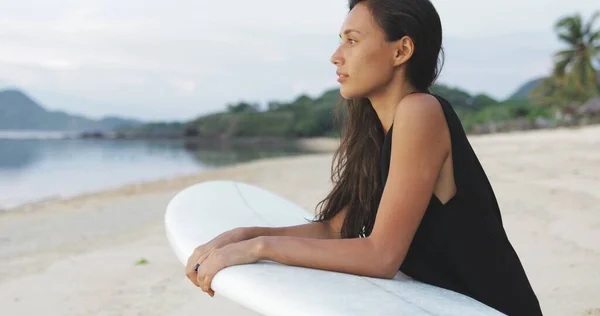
left=194, top=237, right=265, bottom=297
left=185, top=228, right=249, bottom=286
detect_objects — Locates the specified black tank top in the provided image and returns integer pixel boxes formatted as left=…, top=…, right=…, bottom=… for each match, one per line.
left=379, top=93, right=543, bottom=315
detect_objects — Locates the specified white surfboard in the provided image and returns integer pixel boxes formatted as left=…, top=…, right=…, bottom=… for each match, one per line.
left=165, top=180, right=504, bottom=316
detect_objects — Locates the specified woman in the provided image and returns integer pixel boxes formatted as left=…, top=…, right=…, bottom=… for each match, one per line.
left=185, top=0, right=543, bottom=315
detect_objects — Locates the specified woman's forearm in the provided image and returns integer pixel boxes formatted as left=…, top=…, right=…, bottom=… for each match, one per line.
left=241, top=221, right=340, bottom=240
left=255, top=235, right=397, bottom=279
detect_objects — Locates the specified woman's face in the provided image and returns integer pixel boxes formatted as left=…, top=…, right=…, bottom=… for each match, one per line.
left=330, top=3, right=397, bottom=99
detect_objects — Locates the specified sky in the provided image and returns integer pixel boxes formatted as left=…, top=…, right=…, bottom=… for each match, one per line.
left=0, top=0, right=598, bottom=121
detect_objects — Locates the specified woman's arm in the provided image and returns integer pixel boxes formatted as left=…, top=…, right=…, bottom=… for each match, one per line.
left=252, top=94, right=450, bottom=280
left=256, top=235, right=392, bottom=278
left=242, top=205, right=348, bottom=240
left=243, top=222, right=333, bottom=240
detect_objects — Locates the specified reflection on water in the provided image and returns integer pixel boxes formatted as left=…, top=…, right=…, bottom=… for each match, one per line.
left=0, top=136, right=309, bottom=210
left=184, top=139, right=306, bottom=167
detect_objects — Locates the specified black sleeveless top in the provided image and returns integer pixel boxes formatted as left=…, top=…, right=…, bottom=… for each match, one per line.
left=380, top=94, right=543, bottom=315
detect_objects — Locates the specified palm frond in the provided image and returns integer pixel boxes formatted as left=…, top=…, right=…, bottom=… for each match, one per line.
left=553, top=54, right=574, bottom=77
left=556, top=15, right=578, bottom=30
left=573, top=14, right=584, bottom=39
left=558, top=32, right=578, bottom=45
left=584, top=11, right=600, bottom=35
left=586, top=45, right=599, bottom=64
left=590, top=31, right=600, bottom=43
left=557, top=14, right=583, bottom=39
left=555, top=49, right=576, bottom=58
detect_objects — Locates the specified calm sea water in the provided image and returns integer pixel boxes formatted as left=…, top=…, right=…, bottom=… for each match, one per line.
left=0, top=132, right=306, bottom=210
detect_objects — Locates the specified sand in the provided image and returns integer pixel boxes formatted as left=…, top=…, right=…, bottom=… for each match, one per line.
left=0, top=125, right=599, bottom=316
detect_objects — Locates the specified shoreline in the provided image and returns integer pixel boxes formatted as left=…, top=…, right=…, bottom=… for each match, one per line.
left=3, top=121, right=598, bottom=141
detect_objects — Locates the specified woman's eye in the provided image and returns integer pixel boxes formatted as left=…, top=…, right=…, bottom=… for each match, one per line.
left=338, top=38, right=356, bottom=45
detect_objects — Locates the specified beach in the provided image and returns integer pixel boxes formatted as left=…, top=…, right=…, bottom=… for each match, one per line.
left=0, top=126, right=599, bottom=316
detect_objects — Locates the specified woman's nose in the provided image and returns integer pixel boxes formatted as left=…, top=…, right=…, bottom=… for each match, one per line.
left=330, top=47, right=343, bottom=66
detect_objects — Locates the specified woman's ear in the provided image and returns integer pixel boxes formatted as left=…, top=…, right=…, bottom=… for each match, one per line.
left=392, top=36, right=414, bottom=67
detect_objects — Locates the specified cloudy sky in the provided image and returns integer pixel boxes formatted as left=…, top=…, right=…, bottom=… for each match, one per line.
left=1, top=0, right=597, bottom=121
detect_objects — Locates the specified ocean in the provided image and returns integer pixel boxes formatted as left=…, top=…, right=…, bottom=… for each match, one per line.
left=0, top=131, right=305, bottom=210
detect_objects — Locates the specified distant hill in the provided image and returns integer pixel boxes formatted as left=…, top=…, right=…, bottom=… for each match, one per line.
left=0, top=89, right=142, bottom=132
left=508, top=78, right=544, bottom=99
left=509, top=71, right=600, bottom=100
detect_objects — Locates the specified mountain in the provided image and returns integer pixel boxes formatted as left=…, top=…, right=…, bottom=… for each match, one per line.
left=0, top=89, right=142, bottom=132
left=508, top=78, right=544, bottom=99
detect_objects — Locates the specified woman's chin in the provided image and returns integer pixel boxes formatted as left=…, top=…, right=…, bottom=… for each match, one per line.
left=339, top=86, right=363, bottom=100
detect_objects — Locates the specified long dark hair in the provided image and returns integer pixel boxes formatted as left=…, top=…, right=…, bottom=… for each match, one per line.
left=314, top=0, right=445, bottom=238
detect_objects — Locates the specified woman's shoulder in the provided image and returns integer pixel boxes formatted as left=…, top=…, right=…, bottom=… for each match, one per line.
left=387, top=92, right=451, bottom=161
left=402, top=91, right=440, bottom=105
left=391, top=92, right=448, bottom=133
left=396, top=91, right=443, bottom=115
left=397, top=91, right=455, bottom=118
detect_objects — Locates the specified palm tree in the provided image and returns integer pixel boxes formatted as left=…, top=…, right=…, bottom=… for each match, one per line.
left=553, top=11, right=600, bottom=92
left=531, top=11, right=600, bottom=111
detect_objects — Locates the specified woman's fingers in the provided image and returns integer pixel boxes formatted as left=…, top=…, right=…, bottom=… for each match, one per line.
left=188, top=251, right=211, bottom=287
left=197, top=251, right=223, bottom=296
left=195, top=251, right=211, bottom=287
left=185, top=254, right=201, bottom=284
left=202, top=274, right=216, bottom=297
left=185, top=247, right=210, bottom=286
left=185, top=246, right=203, bottom=272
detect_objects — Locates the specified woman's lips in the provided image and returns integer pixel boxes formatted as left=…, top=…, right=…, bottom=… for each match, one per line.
left=337, top=72, right=349, bottom=82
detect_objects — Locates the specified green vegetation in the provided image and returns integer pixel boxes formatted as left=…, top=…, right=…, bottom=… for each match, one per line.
left=175, top=83, right=555, bottom=138
left=134, top=258, right=149, bottom=266
left=115, top=121, right=185, bottom=138
left=115, top=82, right=558, bottom=138
left=184, top=89, right=341, bottom=138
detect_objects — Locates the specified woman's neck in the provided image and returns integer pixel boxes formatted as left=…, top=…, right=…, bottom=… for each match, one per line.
left=368, top=79, right=418, bottom=135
